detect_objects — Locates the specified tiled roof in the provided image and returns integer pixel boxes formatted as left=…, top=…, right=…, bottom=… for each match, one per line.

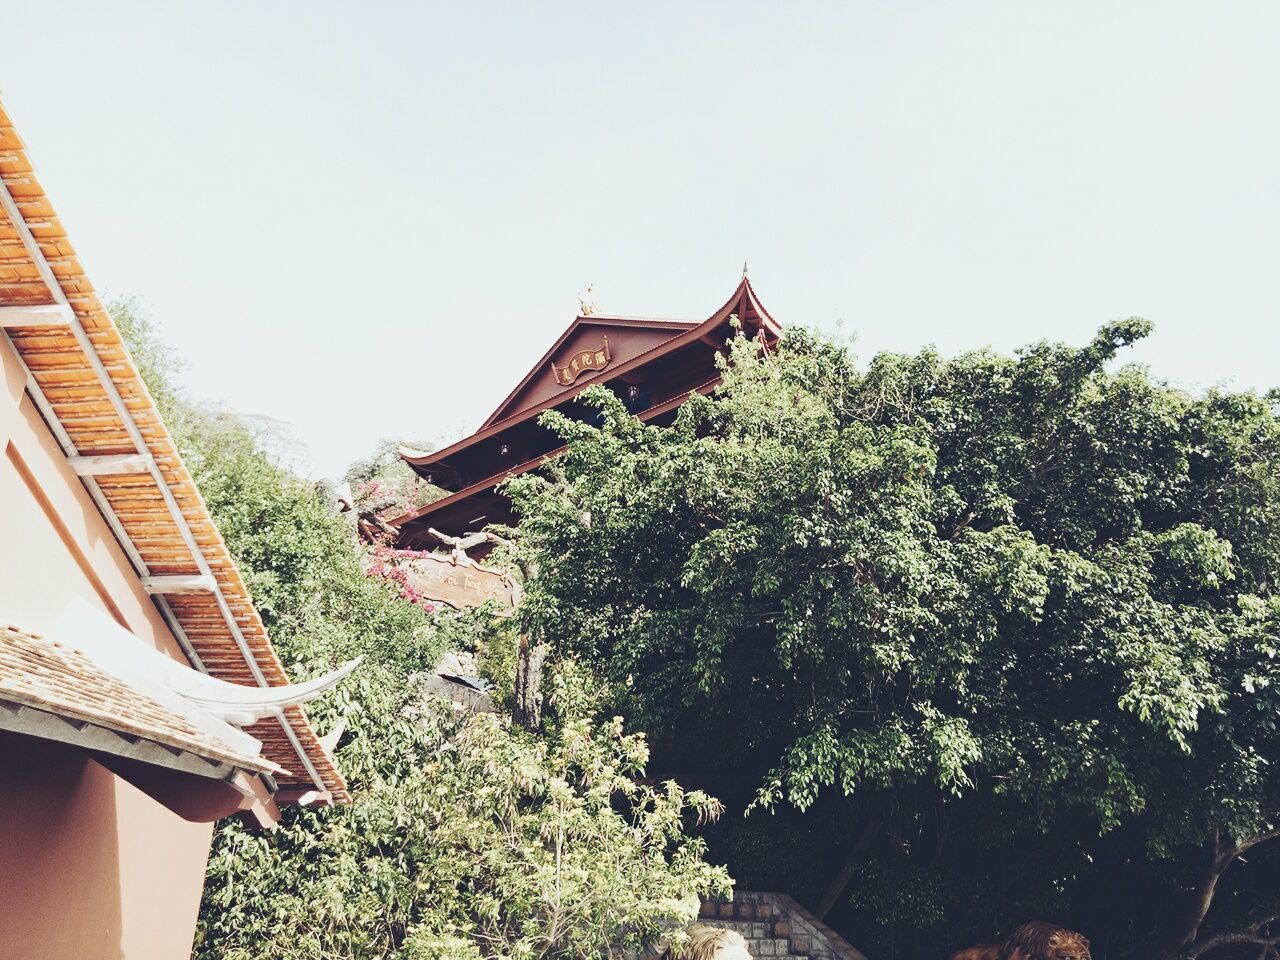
left=0, top=98, right=346, bottom=802
left=0, top=624, right=282, bottom=775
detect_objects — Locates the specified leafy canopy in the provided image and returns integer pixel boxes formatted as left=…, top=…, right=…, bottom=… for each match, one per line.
left=506, top=322, right=1280, bottom=959
left=199, top=662, right=730, bottom=960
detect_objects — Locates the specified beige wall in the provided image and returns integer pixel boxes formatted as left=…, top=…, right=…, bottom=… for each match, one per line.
left=0, top=338, right=218, bottom=958
left=0, top=732, right=215, bottom=960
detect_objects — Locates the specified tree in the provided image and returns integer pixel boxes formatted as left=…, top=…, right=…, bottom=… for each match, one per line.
left=345, top=438, right=446, bottom=521
left=113, top=299, right=731, bottom=960
left=197, top=660, right=730, bottom=960
left=505, top=323, right=1280, bottom=960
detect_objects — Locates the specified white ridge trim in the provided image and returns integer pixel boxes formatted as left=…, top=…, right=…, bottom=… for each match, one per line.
left=68, top=453, right=153, bottom=476
left=0, top=303, right=75, bottom=327
left=181, top=657, right=363, bottom=727
left=141, top=574, right=219, bottom=595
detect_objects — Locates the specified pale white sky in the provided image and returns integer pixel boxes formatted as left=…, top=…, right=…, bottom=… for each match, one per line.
left=3, top=3, right=1278, bottom=478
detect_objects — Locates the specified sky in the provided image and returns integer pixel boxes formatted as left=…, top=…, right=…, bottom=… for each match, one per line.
left=3, top=2, right=1278, bottom=479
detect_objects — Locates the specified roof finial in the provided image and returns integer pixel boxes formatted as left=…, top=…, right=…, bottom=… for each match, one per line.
left=742, top=260, right=749, bottom=279
left=578, top=282, right=596, bottom=317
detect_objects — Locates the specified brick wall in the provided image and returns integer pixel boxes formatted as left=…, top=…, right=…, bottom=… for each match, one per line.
left=699, top=891, right=869, bottom=960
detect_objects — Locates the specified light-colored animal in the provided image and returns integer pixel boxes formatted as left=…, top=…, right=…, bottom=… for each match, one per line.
left=668, top=924, right=753, bottom=960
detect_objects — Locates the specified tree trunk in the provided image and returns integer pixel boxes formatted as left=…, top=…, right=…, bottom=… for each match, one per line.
left=815, top=810, right=882, bottom=920
left=1173, top=828, right=1280, bottom=960
left=1151, top=834, right=1236, bottom=960
left=513, top=634, right=546, bottom=732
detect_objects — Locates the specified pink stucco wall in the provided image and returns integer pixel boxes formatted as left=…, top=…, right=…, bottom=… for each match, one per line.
left=0, top=338, right=217, bottom=959
left=0, top=732, right=215, bottom=960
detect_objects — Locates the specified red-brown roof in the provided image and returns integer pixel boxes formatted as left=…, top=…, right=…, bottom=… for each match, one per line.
left=480, top=315, right=698, bottom=428
left=394, top=375, right=723, bottom=536
left=400, top=275, right=780, bottom=474
left=389, top=277, right=780, bottom=542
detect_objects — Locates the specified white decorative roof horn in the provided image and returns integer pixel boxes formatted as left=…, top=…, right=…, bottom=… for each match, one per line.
left=179, top=657, right=361, bottom=727
left=52, top=598, right=358, bottom=742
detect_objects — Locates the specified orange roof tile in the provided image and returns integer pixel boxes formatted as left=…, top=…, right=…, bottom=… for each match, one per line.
left=0, top=98, right=346, bottom=803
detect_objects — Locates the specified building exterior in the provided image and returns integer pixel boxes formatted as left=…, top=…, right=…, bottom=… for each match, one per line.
left=0, top=102, right=350, bottom=957
left=390, top=276, right=782, bottom=546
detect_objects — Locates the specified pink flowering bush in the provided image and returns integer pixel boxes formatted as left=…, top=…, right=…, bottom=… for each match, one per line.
left=353, top=475, right=440, bottom=521
left=345, top=439, right=446, bottom=521
left=364, top=544, right=440, bottom=613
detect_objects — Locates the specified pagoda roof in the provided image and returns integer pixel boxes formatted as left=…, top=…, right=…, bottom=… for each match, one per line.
left=0, top=622, right=283, bottom=778
left=400, top=275, right=780, bottom=473
left=480, top=313, right=699, bottom=429
left=389, top=277, right=779, bottom=541
left=0, top=98, right=348, bottom=805
left=395, top=375, right=722, bottom=532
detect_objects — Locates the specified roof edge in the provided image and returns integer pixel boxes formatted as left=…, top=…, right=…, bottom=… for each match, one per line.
left=401, top=276, right=780, bottom=471
left=391, top=374, right=724, bottom=530
left=0, top=96, right=349, bottom=804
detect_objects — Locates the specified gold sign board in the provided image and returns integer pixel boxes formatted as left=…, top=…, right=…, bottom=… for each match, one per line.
left=551, top=337, right=610, bottom=386
left=402, top=554, right=518, bottom=611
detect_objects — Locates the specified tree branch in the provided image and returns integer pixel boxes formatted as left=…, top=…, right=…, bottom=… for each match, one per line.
left=1154, top=826, right=1280, bottom=960
left=1187, top=928, right=1280, bottom=959
left=815, top=808, right=881, bottom=920
left=1236, top=825, right=1280, bottom=856
left=1152, top=833, right=1235, bottom=960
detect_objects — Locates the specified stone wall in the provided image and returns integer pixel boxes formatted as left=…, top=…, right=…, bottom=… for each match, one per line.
left=699, top=891, right=869, bottom=960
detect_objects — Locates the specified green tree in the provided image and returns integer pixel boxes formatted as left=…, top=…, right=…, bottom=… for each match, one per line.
left=197, top=660, right=730, bottom=960
left=506, top=324, right=1280, bottom=960
left=113, top=299, right=730, bottom=959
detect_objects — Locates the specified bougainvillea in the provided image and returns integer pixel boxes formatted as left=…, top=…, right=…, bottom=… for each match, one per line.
left=353, top=476, right=439, bottom=520
left=346, top=440, right=446, bottom=520
left=364, top=544, right=440, bottom=613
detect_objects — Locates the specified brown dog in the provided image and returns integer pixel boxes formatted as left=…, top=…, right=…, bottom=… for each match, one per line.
left=949, top=922, right=1090, bottom=960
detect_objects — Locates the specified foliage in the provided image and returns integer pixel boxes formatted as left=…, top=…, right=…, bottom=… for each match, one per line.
left=198, top=661, right=730, bottom=960
left=505, top=324, right=1280, bottom=960
left=113, top=299, right=729, bottom=959
left=346, top=438, right=446, bottom=519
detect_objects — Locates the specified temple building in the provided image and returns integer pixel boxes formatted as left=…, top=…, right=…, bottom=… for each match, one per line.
left=390, top=276, right=782, bottom=546
left=0, top=102, right=352, bottom=957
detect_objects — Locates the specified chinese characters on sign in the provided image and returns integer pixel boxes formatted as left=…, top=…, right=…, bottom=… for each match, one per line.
left=402, top=554, right=518, bottom=610
left=550, top=338, right=611, bottom=386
